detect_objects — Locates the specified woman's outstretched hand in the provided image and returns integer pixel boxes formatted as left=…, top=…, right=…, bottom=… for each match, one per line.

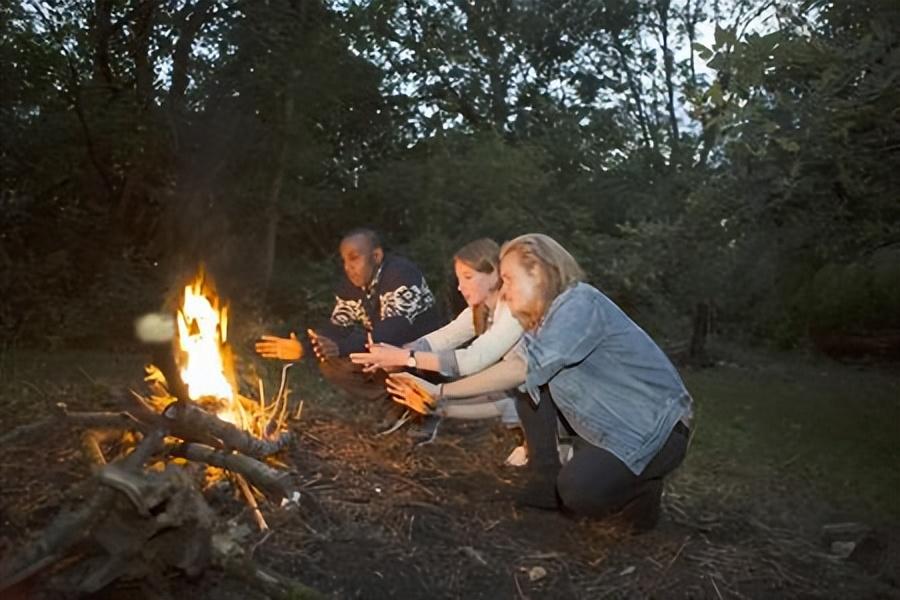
left=387, top=372, right=438, bottom=415
left=350, top=341, right=406, bottom=373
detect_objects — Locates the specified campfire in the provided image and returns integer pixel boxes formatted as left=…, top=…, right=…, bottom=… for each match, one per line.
left=0, top=269, right=302, bottom=597
left=157, top=270, right=297, bottom=459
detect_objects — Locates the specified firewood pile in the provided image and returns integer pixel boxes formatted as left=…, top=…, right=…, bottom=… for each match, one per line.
left=0, top=271, right=312, bottom=598
left=0, top=363, right=305, bottom=598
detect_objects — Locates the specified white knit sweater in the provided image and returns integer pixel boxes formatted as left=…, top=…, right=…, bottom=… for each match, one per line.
left=411, top=300, right=524, bottom=377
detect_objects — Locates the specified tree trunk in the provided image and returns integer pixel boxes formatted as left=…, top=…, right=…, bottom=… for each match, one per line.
left=167, top=0, right=217, bottom=114
left=260, top=94, right=295, bottom=298
left=129, top=0, right=156, bottom=107
left=612, top=33, right=656, bottom=150
left=689, top=301, right=712, bottom=360
left=655, top=0, right=680, bottom=159
left=90, top=0, right=115, bottom=87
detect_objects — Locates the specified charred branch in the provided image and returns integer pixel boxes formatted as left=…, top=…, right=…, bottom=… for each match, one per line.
left=171, top=443, right=296, bottom=502
left=163, top=400, right=293, bottom=458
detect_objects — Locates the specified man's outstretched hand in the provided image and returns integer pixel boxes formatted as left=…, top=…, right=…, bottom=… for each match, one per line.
left=255, top=332, right=304, bottom=361
left=307, top=329, right=339, bottom=361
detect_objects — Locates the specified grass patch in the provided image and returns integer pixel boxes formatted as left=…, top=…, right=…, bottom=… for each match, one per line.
left=682, top=357, right=900, bottom=522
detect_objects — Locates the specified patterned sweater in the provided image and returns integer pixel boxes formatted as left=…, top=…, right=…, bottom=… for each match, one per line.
left=318, top=254, right=444, bottom=356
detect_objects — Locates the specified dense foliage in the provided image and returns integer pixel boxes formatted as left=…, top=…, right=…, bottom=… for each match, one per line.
left=1, top=0, right=898, bottom=349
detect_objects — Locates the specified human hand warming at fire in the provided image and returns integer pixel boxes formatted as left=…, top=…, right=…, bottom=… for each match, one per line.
left=349, top=341, right=407, bottom=373
left=255, top=332, right=304, bottom=361
left=387, top=372, right=439, bottom=415
left=307, top=329, right=339, bottom=361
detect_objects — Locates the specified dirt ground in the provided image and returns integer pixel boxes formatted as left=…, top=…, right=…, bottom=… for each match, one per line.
left=1, top=348, right=898, bottom=599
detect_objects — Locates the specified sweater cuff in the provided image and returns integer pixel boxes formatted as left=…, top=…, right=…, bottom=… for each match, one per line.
left=404, top=338, right=432, bottom=352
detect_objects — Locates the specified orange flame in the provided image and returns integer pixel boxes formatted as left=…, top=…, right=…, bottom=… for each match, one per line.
left=176, top=272, right=244, bottom=426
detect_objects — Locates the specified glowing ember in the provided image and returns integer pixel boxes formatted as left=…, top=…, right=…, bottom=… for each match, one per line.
left=176, top=272, right=243, bottom=425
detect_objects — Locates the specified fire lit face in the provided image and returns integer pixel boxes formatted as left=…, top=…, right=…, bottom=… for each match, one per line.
left=339, top=234, right=383, bottom=289
left=500, top=252, right=544, bottom=329
left=454, top=260, right=498, bottom=308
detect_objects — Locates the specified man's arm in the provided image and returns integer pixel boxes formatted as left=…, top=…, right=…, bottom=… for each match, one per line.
left=316, top=292, right=370, bottom=355
left=369, top=274, right=438, bottom=347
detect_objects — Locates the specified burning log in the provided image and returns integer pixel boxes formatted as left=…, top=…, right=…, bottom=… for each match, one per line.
left=163, top=400, right=294, bottom=459
left=171, top=442, right=296, bottom=502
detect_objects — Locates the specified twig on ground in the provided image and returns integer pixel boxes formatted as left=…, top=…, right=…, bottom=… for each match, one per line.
left=77, top=367, right=98, bottom=386
left=249, top=530, right=274, bottom=558
left=710, top=575, right=724, bottom=600
left=513, top=572, right=529, bottom=600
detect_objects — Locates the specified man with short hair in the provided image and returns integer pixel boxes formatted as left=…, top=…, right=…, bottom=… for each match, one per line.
left=257, top=228, right=443, bottom=414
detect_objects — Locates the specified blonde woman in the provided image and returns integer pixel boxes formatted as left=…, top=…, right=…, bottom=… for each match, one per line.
left=351, top=238, right=524, bottom=447
left=388, top=234, right=693, bottom=531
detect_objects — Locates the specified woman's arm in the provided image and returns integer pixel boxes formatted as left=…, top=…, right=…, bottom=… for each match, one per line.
left=352, top=304, right=524, bottom=376
left=443, top=354, right=527, bottom=397
left=419, top=307, right=477, bottom=352
left=444, top=303, right=523, bottom=376
left=387, top=355, right=527, bottom=414
left=350, top=307, right=476, bottom=372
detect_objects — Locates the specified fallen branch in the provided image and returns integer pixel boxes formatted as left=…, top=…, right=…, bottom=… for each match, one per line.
left=0, top=403, right=150, bottom=447
left=0, top=418, right=54, bottom=447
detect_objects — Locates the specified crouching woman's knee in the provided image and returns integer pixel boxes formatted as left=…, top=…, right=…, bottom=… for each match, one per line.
left=556, top=466, right=616, bottom=518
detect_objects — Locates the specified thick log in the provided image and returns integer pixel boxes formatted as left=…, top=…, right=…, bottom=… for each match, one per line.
left=48, top=466, right=214, bottom=596
left=163, top=400, right=293, bottom=458
left=147, top=339, right=191, bottom=402
left=171, top=443, right=296, bottom=502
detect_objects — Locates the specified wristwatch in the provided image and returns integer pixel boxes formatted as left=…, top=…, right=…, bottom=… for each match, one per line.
left=405, top=350, right=417, bottom=369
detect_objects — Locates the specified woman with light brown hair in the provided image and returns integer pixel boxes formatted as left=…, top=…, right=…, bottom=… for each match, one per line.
left=350, top=238, right=525, bottom=447
left=388, top=234, right=693, bottom=531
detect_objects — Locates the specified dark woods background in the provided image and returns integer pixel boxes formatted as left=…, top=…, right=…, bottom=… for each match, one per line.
left=2, top=0, right=899, bottom=356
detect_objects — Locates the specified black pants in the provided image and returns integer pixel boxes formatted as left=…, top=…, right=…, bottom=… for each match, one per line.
left=516, top=387, right=689, bottom=519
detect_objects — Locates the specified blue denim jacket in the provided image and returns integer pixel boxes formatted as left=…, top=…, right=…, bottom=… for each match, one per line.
left=519, top=283, right=692, bottom=475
